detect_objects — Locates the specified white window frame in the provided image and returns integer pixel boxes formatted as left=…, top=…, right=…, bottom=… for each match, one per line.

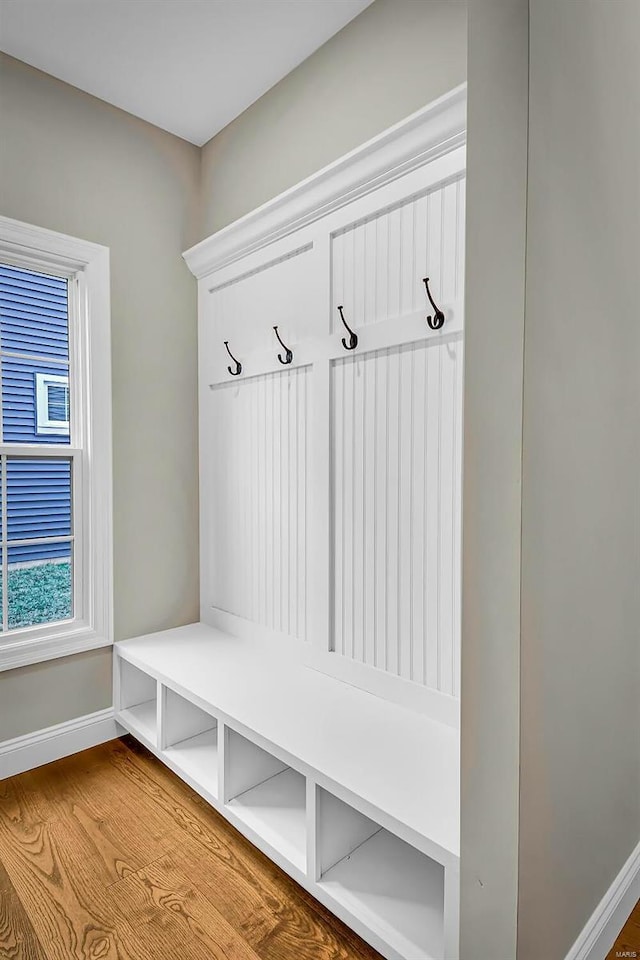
left=0, top=216, right=112, bottom=670
left=35, top=373, right=70, bottom=435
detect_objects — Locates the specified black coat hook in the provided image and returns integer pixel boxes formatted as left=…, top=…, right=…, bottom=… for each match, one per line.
left=422, top=277, right=445, bottom=331
left=224, top=340, right=242, bottom=376
left=337, top=305, right=358, bottom=350
left=273, top=325, right=293, bottom=364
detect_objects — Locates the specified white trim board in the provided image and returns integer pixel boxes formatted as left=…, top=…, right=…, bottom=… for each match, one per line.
left=0, top=707, right=120, bottom=779
left=183, top=84, right=467, bottom=278
left=564, top=839, right=640, bottom=960
left=0, top=215, right=114, bottom=671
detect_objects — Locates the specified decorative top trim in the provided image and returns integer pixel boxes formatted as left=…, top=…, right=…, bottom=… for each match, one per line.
left=0, top=215, right=109, bottom=275
left=183, top=83, right=467, bottom=280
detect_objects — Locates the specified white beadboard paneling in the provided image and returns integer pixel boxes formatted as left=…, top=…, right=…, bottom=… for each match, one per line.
left=207, top=244, right=315, bottom=383
left=331, top=176, right=466, bottom=331
left=194, top=99, right=467, bottom=716
left=331, top=337, right=463, bottom=695
left=205, top=367, right=309, bottom=639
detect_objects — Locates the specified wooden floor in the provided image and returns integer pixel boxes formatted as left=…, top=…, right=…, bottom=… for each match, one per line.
left=0, top=736, right=382, bottom=960
left=1, top=737, right=638, bottom=960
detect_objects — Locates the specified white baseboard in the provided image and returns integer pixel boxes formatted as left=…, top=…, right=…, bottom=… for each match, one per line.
left=0, top=707, right=121, bottom=779
left=565, top=839, right=640, bottom=960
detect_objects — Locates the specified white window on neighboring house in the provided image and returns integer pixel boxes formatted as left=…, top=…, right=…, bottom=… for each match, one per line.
left=35, top=373, right=70, bottom=435
left=0, top=216, right=113, bottom=671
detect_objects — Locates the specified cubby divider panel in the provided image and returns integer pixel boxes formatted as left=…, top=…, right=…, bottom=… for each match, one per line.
left=317, top=789, right=445, bottom=960
left=162, top=688, right=218, bottom=799
left=117, top=659, right=157, bottom=746
left=225, top=728, right=306, bottom=872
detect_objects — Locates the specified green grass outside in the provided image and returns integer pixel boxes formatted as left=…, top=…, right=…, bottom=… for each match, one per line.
left=1, top=560, right=72, bottom=630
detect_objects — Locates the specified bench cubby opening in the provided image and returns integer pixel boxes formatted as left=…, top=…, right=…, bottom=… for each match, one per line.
left=224, top=727, right=306, bottom=872
left=316, top=787, right=445, bottom=960
left=161, top=687, right=218, bottom=799
left=117, top=659, right=157, bottom=746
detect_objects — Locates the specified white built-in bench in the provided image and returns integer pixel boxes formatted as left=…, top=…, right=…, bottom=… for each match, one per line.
left=114, top=623, right=459, bottom=960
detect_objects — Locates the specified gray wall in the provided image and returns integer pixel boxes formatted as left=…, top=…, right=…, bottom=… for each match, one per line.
left=199, top=0, right=467, bottom=237
left=0, top=54, right=200, bottom=740
left=460, top=2, right=529, bottom=958
left=518, top=2, right=640, bottom=958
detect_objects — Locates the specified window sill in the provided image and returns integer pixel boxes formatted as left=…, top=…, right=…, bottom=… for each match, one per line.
left=0, top=624, right=112, bottom=671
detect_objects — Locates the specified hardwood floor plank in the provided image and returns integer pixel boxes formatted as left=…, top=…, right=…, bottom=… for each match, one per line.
left=0, top=857, right=48, bottom=960
left=108, top=851, right=263, bottom=960
left=0, top=799, right=135, bottom=960
left=22, top=760, right=178, bottom=887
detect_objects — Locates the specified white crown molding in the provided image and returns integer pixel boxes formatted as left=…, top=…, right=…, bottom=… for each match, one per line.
left=183, top=83, right=467, bottom=279
left=0, top=707, right=120, bottom=779
left=564, top=839, right=640, bottom=960
left=0, top=215, right=108, bottom=277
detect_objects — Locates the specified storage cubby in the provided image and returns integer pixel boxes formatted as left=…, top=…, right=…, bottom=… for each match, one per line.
left=117, top=660, right=157, bottom=746
left=224, top=728, right=306, bottom=871
left=317, top=788, right=445, bottom=960
left=162, top=688, right=218, bottom=799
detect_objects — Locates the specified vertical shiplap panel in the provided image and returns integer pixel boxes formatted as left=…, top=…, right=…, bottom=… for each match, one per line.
left=456, top=178, right=467, bottom=303
left=288, top=371, right=296, bottom=636
left=353, top=356, right=366, bottom=662
left=274, top=373, right=283, bottom=631
left=411, top=343, right=427, bottom=683
left=282, top=374, right=290, bottom=632
left=364, top=219, right=377, bottom=325
left=400, top=201, right=415, bottom=319
left=424, top=343, right=441, bottom=688
left=233, top=385, right=244, bottom=617
left=376, top=214, right=389, bottom=326
left=297, top=370, right=305, bottom=639
left=329, top=175, right=465, bottom=329
left=385, top=347, right=400, bottom=674
left=387, top=208, right=401, bottom=321
left=438, top=344, right=456, bottom=695
left=332, top=232, right=344, bottom=333
left=332, top=361, right=344, bottom=654
left=398, top=346, right=414, bottom=680
left=428, top=187, right=444, bottom=310
left=346, top=228, right=356, bottom=333
left=363, top=353, right=377, bottom=668
left=374, top=353, right=388, bottom=670
left=206, top=368, right=308, bottom=640
left=353, top=224, right=366, bottom=329
left=259, top=375, right=267, bottom=625
left=452, top=341, right=464, bottom=698
left=251, top=378, right=259, bottom=623
left=343, top=360, right=355, bottom=659
left=331, top=339, right=462, bottom=693
left=413, top=194, right=429, bottom=314
left=442, top=181, right=459, bottom=304
left=265, top=373, right=274, bottom=628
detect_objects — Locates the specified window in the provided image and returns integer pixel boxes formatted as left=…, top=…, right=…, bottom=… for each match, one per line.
left=0, top=216, right=112, bottom=670
left=35, top=373, right=70, bottom=435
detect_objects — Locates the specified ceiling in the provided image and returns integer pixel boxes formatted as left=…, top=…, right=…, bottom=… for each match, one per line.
left=0, top=0, right=373, bottom=146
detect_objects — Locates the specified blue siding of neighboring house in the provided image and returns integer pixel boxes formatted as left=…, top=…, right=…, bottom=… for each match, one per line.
left=0, top=265, right=72, bottom=565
